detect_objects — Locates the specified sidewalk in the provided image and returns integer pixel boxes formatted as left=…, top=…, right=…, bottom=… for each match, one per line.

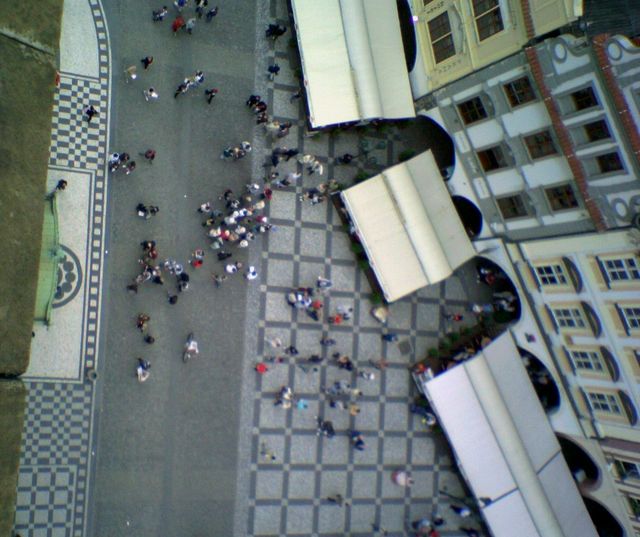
left=13, top=0, right=110, bottom=534
left=241, top=0, right=482, bottom=534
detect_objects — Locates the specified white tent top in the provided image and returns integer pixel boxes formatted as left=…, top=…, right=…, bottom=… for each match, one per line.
left=341, top=151, right=475, bottom=302
left=422, top=332, right=598, bottom=537
left=291, top=0, right=415, bottom=128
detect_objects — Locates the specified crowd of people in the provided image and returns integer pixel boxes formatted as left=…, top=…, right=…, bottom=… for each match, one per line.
left=100, top=3, right=485, bottom=534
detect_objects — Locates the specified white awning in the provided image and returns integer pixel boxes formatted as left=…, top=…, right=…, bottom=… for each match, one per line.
left=341, top=151, right=475, bottom=302
left=291, top=0, right=416, bottom=128
left=422, top=332, right=598, bottom=537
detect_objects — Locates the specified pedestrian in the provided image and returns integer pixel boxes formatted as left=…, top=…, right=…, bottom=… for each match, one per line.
left=349, top=403, right=360, bottom=416
left=143, top=87, right=159, bottom=101
left=136, top=313, right=150, bottom=332
left=337, top=152, right=354, bottom=164
left=122, top=161, right=136, bottom=175
left=328, top=313, right=343, bottom=325
left=217, top=251, right=232, bottom=261
left=173, top=0, right=186, bottom=11
left=369, top=358, right=389, bottom=370
left=193, top=70, right=205, bottom=86
left=265, top=23, right=287, bottom=41
left=245, top=266, right=258, bottom=280
left=284, top=345, right=298, bottom=356
left=144, top=335, right=155, bottom=344
left=450, top=505, right=472, bottom=518
left=174, top=82, right=189, bottom=98
left=460, top=528, right=480, bottom=537
left=140, top=56, right=154, bottom=69
left=225, top=261, right=243, bottom=274
left=390, top=470, right=414, bottom=487
left=259, top=441, right=276, bottom=462
left=204, top=88, right=218, bottom=104
left=445, top=313, right=464, bottom=322
left=212, top=273, right=227, bottom=287
left=136, top=203, right=150, bottom=219
left=152, top=6, right=168, bottom=21
left=142, top=149, right=156, bottom=163
left=124, top=65, right=137, bottom=83
left=82, top=104, right=98, bottom=123
left=326, top=494, right=349, bottom=506
left=177, top=271, right=190, bottom=292
left=350, top=431, right=366, bottom=451
left=167, top=293, right=178, bottom=305
left=186, top=17, right=196, bottom=34
left=205, top=6, right=218, bottom=21
left=56, top=179, right=68, bottom=191
left=319, top=336, right=336, bottom=346
left=382, top=333, right=398, bottom=342
left=360, top=370, right=375, bottom=381
left=267, top=64, right=280, bottom=81
left=316, top=276, right=332, bottom=289
left=411, top=518, right=431, bottom=533
left=194, top=0, right=207, bottom=17
left=255, top=362, right=268, bottom=375
left=289, top=89, right=301, bottom=103
left=171, top=15, right=185, bottom=34
left=246, top=94, right=261, bottom=107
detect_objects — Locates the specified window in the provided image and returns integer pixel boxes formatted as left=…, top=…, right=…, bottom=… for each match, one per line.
left=584, top=120, right=611, bottom=142
left=472, top=0, right=504, bottom=41
left=552, top=307, right=585, bottom=328
left=497, top=195, right=528, bottom=219
left=545, top=184, right=578, bottom=211
left=569, top=350, right=604, bottom=371
left=597, top=152, right=624, bottom=173
left=535, top=264, right=567, bottom=286
left=477, top=145, right=508, bottom=171
left=615, top=459, right=640, bottom=480
left=428, top=13, right=455, bottom=63
left=458, top=97, right=488, bottom=124
left=628, top=496, right=640, bottom=517
left=588, top=391, right=621, bottom=414
left=602, top=257, right=640, bottom=282
left=571, top=87, right=598, bottom=111
left=504, top=77, right=536, bottom=107
left=524, top=131, right=558, bottom=159
left=620, top=306, right=640, bottom=329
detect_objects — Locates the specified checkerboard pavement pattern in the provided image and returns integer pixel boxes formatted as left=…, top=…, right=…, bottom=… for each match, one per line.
left=49, top=75, right=108, bottom=170
left=245, top=1, right=482, bottom=535
left=14, top=0, right=111, bottom=535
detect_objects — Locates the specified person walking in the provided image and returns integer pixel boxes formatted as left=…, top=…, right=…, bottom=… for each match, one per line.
left=205, top=6, right=218, bottom=21
left=444, top=312, right=464, bottom=322
left=152, top=6, right=168, bottom=21
left=143, top=87, right=159, bottom=101
left=194, top=0, right=207, bottom=17
left=245, top=266, right=258, bottom=280
left=204, top=88, right=218, bottom=104
left=267, top=64, right=280, bottom=81
left=141, top=149, right=156, bottom=163
left=171, top=15, right=186, bottom=34
left=185, top=17, right=196, bottom=34
left=174, top=82, right=189, bottom=98
left=140, top=56, right=154, bottom=70
left=326, top=494, right=349, bottom=507
left=82, top=105, right=98, bottom=123
left=124, top=65, right=137, bottom=83
left=289, top=89, right=301, bottom=103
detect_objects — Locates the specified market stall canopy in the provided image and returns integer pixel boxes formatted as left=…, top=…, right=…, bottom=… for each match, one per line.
left=421, top=332, right=598, bottom=537
left=341, top=150, right=474, bottom=302
left=291, top=0, right=415, bottom=128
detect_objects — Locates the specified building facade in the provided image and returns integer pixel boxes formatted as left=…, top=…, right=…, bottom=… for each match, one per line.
left=503, top=229, right=640, bottom=535
left=422, top=33, right=640, bottom=240
left=408, top=0, right=582, bottom=97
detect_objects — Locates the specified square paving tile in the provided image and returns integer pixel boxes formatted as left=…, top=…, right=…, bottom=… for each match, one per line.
left=381, top=436, right=408, bottom=465
left=253, top=505, right=282, bottom=535
left=287, top=470, right=317, bottom=499
left=383, top=368, right=411, bottom=398
left=379, top=502, right=407, bottom=531
left=415, top=301, right=440, bottom=332
left=292, top=368, right=322, bottom=397
left=349, top=502, right=377, bottom=531
left=330, top=263, right=358, bottom=292
left=356, top=332, right=382, bottom=361
left=265, top=291, right=293, bottom=322
left=257, top=433, right=286, bottom=464
left=410, top=437, right=436, bottom=466
left=328, top=231, right=354, bottom=261
left=266, top=223, right=296, bottom=255
left=318, top=504, right=346, bottom=533
left=285, top=503, right=315, bottom=535
left=300, top=200, right=331, bottom=225
left=352, top=436, right=379, bottom=465
left=256, top=471, right=284, bottom=499
left=297, top=260, right=326, bottom=288
left=273, top=88, right=301, bottom=119
left=320, top=469, right=349, bottom=496
left=301, top=133, right=329, bottom=157
left=445, top=276, right=466, bottom=301
left=258, top=398, right=289, bottom=429
left=260, top=363, right=293, bottom=393
left=356, top=298, right=384, bottom=329
left=270, top=189, right=298, bottom=220
left=294, top=326, right=324, bottom=353
left=353, top=402, right=380, bottom=431
left=409, top=470, right=434, bottom=498
left=351, top=471, right=378, bottom=499
left=289, top=433, right=318, bottom=465
left=383, top=402, right=409, bottom=432
left=266, top=258, right=295, bottom=287
left=416, top=282, right=443, bottom=300
left=299, top=227, right=327, bottom=258
left=320, top=435, right=350, bottom=465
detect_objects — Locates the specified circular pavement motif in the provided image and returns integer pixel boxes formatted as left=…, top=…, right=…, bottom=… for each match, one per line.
left=53, top=245, right=83, bottom=308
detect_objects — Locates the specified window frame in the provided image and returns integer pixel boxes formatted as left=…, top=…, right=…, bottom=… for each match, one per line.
left=428, top=12, right=456, bottom=64
left=587, top=391, right=622, bottom=414
left=583, top=119, right=611, bottom=143
left=534, top=264, right=568, bottom=286
left=570, top=87, right=599, bottom=111
left=497, top=194, right=529, bottom=220
left=524, top=130, right=558, bottom=160
left=615, top=459, right=640, bottom=480
left=596, top=152, right=624, bottom=174
left=457, top=96, right=489, bottom=125
left=620, top=306, right=640, bottom=330
left=552, top=307, right=586, bottom=329
left=477, top=144, right=509, bottom=172
left=471, top=0, right=504, bottom=41
left=503, top=76, right=536, bottom=108
left=602, top=257, right=640, bottom=282
left=545, top=184, right=579, bottom=212
left=569, top=349, right=604, bottom=372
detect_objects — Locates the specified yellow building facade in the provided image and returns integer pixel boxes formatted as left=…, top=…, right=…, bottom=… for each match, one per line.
left=507, top=229, right=640, bottom=534
left=409, top=0, right=583, bottom=96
